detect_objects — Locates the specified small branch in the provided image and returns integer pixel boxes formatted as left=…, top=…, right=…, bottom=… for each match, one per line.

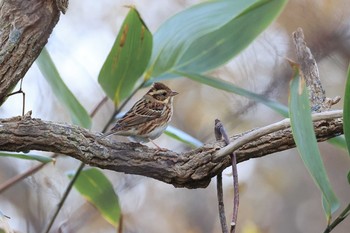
left=230, top=152, right=238, bottom=233
left=5, top=79, right=26, bottom=116
left=215, top=120, right=239, bottom=233
left=0, top=154, right=57, bottom=194
left=0, top=110, right=343, bottom=188
left=214, top=120, right=228, bottom=233
left=214, top=110, right=343, bottom=160
left=90, top=96, right=109, bottom=118
left=216, top=173, right=228, bottom=233
left=292, top=27, right=340, bottom=112
left=118, top=215, right=123, bottom=233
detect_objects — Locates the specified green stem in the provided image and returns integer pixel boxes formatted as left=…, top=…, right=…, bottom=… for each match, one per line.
left=323, top=203, right=350, bottom=233
left=42, top=162, right=85, bottom=233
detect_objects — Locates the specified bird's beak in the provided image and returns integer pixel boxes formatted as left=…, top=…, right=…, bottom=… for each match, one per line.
left=170, top=91, right=179, bottom=96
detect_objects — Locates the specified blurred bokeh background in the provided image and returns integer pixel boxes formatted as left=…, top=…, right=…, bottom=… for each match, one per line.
left=1, top=0, right=350, bottom=232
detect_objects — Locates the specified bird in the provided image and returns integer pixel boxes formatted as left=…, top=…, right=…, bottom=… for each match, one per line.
left=100, top=82, right=178, bottom=149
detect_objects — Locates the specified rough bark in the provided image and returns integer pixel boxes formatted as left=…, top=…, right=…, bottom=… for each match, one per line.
left=0, top=0, right=62, bottom=104
left=292, top=28, right=340, bottom=111
left=0, top=112, right=343, bottom=189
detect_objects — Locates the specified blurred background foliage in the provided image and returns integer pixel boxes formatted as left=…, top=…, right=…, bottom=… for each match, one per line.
left=0, top=0, right=350, bottom=233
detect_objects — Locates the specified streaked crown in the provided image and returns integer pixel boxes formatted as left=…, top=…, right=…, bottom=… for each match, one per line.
left=147, top=82, right=178, bottom=101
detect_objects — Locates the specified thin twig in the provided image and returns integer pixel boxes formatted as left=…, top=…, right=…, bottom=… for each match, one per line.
left=20, top=79, right=25, bottom=117
left=230, top=152, right=238, bottom=233
left=6, top=78, right=25, bottom=116
left=323, top=203, right=350, bottom=233
left=0, top=155, right=57, bottom=194
left=90, top=96, right=109, bottom=118
left=215, top=119, right=239, bottom=233
left=42, top=162, right=85, bottom=233
left=215, top=120, right=228, bottom=233
left=216, top=173, right=228, bottom=233
left=118, top=214, right=123, bottom=233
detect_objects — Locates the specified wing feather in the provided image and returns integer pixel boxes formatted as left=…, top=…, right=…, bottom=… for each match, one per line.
left=115, top=98, right=164, bottom=129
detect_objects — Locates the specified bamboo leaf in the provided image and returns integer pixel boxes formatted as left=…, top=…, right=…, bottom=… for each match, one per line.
left=98, top=7, right=153, bottom=106
left=343, top=65, right=350, bottom=155
left=328, top=136, right=348, bottom=151
left=148, top=0, right=287, bottom=79
left=289, top=64, right=339, bottom=220
left=177, top=71, right=288, bottom=116
left=0, top=152, right=53, bottom=163
left=165, top=125, right=203, bottom=148
left=36, top=48, right=92, bottom=128
left=68, top=168, right=121, bottom=227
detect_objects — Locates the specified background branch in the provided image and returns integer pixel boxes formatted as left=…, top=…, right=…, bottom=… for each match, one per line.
left=0, top=110, right=343, bottom=189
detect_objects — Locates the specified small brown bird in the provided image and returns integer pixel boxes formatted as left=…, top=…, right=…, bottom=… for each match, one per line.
left=101, top=82, right=178, bottom=148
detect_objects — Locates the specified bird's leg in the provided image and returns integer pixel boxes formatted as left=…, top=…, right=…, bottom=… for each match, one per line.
left=149, top=139, right=168, bottom=152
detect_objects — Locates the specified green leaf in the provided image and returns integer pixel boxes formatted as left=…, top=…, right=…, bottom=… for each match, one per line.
left=148, top=0, right=287, bottom=78
left=177, top=71, right=288, bottom=116
left=68, top=168, right=121, bottom=227
left=36, top=48, right=92, bottom=128
left=165, top=125, right=203, bottom=148
left=98, top=7, right=153, bottom=106
left=289, top=64, right=339, bottom=220
left=343, top=64, right=350, bottom=156
left=0, top=152, right=53, bottom=163
left=328, top=136, right=348, bottom=151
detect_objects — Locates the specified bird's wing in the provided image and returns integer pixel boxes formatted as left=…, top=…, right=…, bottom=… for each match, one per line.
left=115, top=99, right=164, bottom=128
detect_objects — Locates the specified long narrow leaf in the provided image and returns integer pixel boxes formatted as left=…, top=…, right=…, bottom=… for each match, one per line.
left=165, top=125, right=203, bottom=148
left=328, top=136, right=348, bottom=151
left=289, top=64, right=339, bottom=221
left=68, top=168, right=121, bottom=227
left=177, top=72, right=288, bottom=116
left=98, top=7, right=152, bottom=106
left=148, top=0, right=287, bottom=79
left=343, top=65, right=350, bottom=155
left=36, top=48, right=91, bottom=128
left=0, top=152, right=53, bottom=163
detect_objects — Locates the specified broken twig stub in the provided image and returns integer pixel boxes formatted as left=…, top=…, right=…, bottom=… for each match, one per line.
left=292, top=27, right=340, bottom=112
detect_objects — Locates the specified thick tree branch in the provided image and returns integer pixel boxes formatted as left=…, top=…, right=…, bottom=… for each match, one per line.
left=0, top=110, right=343, bottom=189
left=0, top=0, right=63, bottom=104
